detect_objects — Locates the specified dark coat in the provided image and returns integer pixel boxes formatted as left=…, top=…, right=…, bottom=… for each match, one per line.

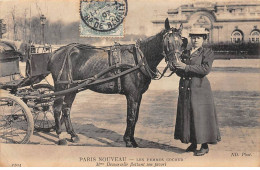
left=174, top=47, right=221, bottom=144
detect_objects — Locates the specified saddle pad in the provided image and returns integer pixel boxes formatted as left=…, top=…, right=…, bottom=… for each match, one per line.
left=109, top=45, right=121, bottom=66
left=109, top=44, right=137, bottom=67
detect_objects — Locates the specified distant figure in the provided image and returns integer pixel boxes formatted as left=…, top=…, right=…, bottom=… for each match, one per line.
left=30, top=43, right=36, bottom=53
left=173, top=28, right=221, bottom=156
left=44, top=43, right=51, bottom=52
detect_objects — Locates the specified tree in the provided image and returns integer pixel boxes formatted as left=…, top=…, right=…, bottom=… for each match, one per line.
left=30, top=16, right=41, bottom=44
left=23, top=9, right=28, bottom=42
left=10, top=6, right=17, bottom=41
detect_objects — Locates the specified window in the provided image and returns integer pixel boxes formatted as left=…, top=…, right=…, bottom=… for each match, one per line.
left=231, top=30, right=243, bottom=43
left=250, top=30, right=260, bottom=43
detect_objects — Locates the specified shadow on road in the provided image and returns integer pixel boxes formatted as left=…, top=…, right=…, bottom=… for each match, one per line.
left=71, top=123, right=185, bottom=154
left=33, top=131, right=58, bottom=144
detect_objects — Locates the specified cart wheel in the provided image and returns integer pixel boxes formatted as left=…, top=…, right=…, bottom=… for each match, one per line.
left=0, top=93, right=34, bottom=144
left=32, top=84, right=55, bottom=132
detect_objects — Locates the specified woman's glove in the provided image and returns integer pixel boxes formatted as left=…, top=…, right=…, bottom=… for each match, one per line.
left=168, top=62, right=176, bottom=71
left=174, top=61, right=186, bottom=70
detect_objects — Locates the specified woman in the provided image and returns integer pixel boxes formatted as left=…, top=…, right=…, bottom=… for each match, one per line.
left=173, top=28, right=221, bottom=156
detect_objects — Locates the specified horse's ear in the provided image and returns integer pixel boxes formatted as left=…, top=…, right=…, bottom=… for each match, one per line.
left=181, top=37, right=188, bottom=50
left=165, top=18, right=170, bottom=30
left=178, top=23, right=183, bottom=34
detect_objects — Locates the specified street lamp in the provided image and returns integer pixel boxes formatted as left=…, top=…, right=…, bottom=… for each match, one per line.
left=40, top=14, right=46, bottom=45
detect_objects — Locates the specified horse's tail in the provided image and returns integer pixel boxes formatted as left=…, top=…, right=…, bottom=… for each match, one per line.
left=47, top=44, right=73, bottom=71
left=47, top=43, right=80, bottom=81
left=47, top=53, right=52, bottom=71
left=47, top=50, right=56, bottom=72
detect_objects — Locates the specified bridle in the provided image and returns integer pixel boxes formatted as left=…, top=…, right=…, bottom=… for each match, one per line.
left=158, top=28, right=184, bottom=79
left=135, top=28, right=184, bottom=80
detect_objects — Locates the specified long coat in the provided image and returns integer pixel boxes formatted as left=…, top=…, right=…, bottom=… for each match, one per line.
left=174, top=47, right=221, bottom=144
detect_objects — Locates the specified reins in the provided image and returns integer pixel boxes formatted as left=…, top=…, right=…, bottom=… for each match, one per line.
left=135, top=46, right=173, bottom=80
left=24, top=58, right=146, bottom=99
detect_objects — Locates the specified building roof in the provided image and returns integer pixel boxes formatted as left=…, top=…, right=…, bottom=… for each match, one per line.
left=153, top=1, right=260, bottom=24
left=168, top=1, right=260, bottom=14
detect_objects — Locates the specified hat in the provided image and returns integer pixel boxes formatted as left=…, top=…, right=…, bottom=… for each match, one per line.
left=189, top=28, right=209, bottom=36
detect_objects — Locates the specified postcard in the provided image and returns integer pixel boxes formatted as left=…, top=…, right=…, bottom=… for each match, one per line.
left=0, top=0, right=259, bottom=167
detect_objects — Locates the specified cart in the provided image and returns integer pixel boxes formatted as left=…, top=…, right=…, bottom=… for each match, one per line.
left=0, top=41, right=55, bottom=144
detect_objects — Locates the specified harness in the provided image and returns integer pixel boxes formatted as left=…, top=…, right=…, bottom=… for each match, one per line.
left=109, top=43, right=122, bottom=92
left=55, top=42, right=163, bottom=87
left=51, top=28, right=181, bottom=95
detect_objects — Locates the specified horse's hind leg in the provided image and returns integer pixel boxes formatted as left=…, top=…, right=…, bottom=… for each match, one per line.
left=53, top=96, right=67, bottom=145
left=123, top=94, right=142, bottom=148
left=62, top=92, right=80, bottom=143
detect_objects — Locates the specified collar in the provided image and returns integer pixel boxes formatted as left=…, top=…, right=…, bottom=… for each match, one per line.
left=188, top=47, right=203, bottom=57
left=191, top=47, right=199, bottom=54
left=188, top=46, right=203, bottom=52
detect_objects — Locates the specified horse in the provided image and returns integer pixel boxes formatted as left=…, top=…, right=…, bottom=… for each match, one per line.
left=47, top=18, right=186, bottom=146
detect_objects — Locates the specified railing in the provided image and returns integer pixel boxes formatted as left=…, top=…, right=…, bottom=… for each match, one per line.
left=205, top=43, right=260, bottom=59
left=30, top=45, right=52, bottom=54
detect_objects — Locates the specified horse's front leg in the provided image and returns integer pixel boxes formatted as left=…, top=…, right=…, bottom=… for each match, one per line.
left=124, top=93, right=142, bottom=148
left=62, top=92, right=80, bottom=143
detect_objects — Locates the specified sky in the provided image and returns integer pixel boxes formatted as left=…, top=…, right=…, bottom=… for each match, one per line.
left=0, top=0, right=195, bottom=35
left=0, top=0, right=247, bottom=36
left=0, top=0, right=189, bottom=22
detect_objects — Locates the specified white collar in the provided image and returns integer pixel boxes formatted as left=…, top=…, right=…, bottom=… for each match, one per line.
left=191, top=47, right=199, bottom=54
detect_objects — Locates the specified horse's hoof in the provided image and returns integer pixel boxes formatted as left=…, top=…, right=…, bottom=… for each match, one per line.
left=125, top=141, right=139, bottom=148
left=131, top=140, right=139, bottom=148
left=124, top=137, right=133, bottom=147
left=58, top=139, right=68, bottom=145
left=125, top=141, right=134, bottom=147
left=124, top=137, right=138, bottom=148
left=71, top=136, right=80, bottom=143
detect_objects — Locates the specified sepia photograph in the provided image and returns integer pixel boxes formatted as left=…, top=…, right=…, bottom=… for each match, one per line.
left=0, top=0, right=259, bottom=167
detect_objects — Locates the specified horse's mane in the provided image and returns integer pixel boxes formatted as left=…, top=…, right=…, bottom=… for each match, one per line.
left=140, top=29, right=167, bottom=45
left=139, top=29, right=168, bottom=59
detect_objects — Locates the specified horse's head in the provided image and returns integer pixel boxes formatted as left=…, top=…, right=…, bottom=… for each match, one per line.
left=163, top=18, right=187, bottom=70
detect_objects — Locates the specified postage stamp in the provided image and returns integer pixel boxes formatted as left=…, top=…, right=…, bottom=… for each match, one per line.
left=80, top=0, right=128, bottom=37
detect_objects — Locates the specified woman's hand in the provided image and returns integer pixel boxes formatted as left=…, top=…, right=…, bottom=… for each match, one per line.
left=174, top=61, right=186, bottom=70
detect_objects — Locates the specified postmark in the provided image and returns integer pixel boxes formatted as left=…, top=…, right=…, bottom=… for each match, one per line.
left=80, top=0, right=128, bottom=37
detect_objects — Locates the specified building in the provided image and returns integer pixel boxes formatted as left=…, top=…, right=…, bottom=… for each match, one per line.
left=152, top=1, right=260, bottom=44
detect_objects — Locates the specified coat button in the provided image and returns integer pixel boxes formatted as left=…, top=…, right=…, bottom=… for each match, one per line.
left=187, top=88, right=190, bottom=90
left=181, top=87, right=184, bottom=89
left=189, top=77, right=191, bottom=80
